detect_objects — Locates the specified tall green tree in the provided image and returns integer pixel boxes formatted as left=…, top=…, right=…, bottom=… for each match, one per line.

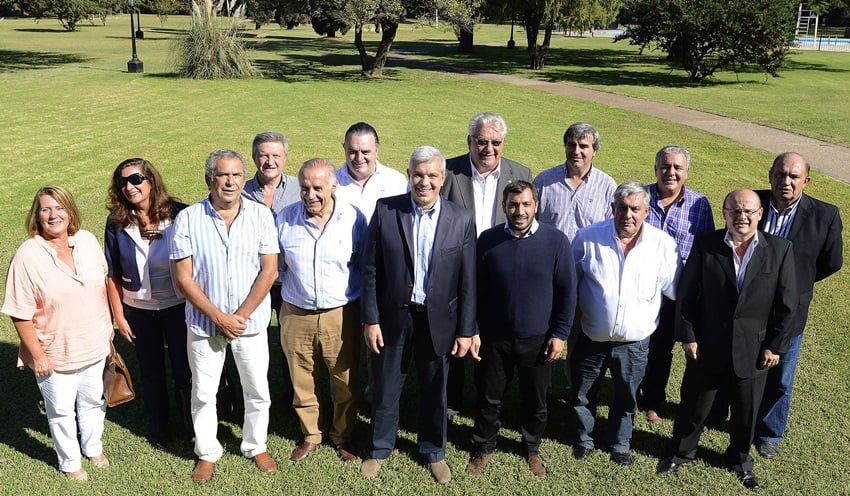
left=617, top=0, right=797, bottom=82
left=562, top=0, right=621, bottom=36
left=522, top=0, right=566, bottom=69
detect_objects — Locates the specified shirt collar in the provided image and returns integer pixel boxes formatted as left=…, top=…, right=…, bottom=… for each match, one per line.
left=411, top=196, right=441, bottom=218
left=723, top=230, right=761, bottom=250
left=769, top=194, right=803, bottom=215
left=469, top=156, right=500, bottom=181
left=503, top=218, right=539, bottom=238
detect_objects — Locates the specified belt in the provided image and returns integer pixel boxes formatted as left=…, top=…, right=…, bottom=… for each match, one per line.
left=406, top=303, right=427, bottom=313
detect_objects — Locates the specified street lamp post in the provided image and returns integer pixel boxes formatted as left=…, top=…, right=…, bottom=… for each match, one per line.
left=135, top=6, right=144, bottom=39
left=127, top=0, right=143, bottom=73
left=507, top=17, right=516, bottom=49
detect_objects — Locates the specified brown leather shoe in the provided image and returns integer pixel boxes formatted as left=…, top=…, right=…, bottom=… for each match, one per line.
left=253, top=452, right=278, bottom=473
left=335, top=444, right=358, bottom=462
left=646, top=410, right=663, bottom=425
left=290, top=441, right=319, bottom=461
left=360, top=458, right=385, bottom=479
left=429, top=460, right=452, bottom=484
left=191, top=460, right=215, bottom=483
left=466, top=452, right=494, bottom=476
left=527, top=454, right=547, bottom=478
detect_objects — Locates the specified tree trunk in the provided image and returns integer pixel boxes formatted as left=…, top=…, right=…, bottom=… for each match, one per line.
left=458, top=22, right=473, bottom=53
left=354, top=23, right=370, bottom=73
left=364, top=19, right=399, bottom=78
left=524, top=9, right=544, bottom=70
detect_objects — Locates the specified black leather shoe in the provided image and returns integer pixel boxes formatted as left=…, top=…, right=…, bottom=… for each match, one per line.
left=737, top=470, right=761, bottom=491
left=656, top=457, right=681, bottom=474
left=572, top=446, right=593, bottom=461
left=610, top=451, right=633, bottom=466
left=756, top=441, right=778, bottom=459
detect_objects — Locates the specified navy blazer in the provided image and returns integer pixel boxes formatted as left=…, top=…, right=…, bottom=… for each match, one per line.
left=676, top=230, right=798, bottom=378
left=441, top=153, right=532, bottom=226
left=361, top=193, right=477, bottom=356
left=104, top=202, right=187, bottom=292
left=757, top=191, right=843, bottom=336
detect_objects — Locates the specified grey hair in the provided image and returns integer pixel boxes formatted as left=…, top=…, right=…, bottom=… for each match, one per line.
left=251, top=131, right=289, bottom=163
left=205, top=149, right=247, bottom=186
left=613, top=181, right=650, bottom=207
left=563, top=122, right=600, bottom=151
left=468, top=112, right=508, bottom=139
left=655, top=145, right=691, bottom=170
left=298, top=158, right=338, bottom=185
left=408, top=146, right=446, bottom=173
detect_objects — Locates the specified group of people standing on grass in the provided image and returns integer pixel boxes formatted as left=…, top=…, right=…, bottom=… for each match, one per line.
left=2, top=114, right=842, bottom=491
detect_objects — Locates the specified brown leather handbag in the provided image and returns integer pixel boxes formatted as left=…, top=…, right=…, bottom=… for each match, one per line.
left=103, top=343, right=135, bottom=407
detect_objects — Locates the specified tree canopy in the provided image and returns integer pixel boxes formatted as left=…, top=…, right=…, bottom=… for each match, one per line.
left=616, top=0, right=798, bottom=82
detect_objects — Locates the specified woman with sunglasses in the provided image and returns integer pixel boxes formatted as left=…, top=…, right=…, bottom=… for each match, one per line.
left=105, top=158, right=192, bottom=448
left=2, top=185, right=113, bottom=481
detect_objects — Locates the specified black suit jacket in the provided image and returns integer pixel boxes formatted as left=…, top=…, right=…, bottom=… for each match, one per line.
left=441, top=154, right=532, bottom=226
left=676, top=230, right=798, bottom=378
left=756, top=191, right=843, bottom=336
left=361, top=193, right=477, bottom=356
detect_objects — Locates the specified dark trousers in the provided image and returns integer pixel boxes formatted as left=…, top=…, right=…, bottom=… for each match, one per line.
left=368, top=311, right=449, bottom=463
left=123, top=303, right=192, bottom=441
left=446, top=356, right=466, bottom=414
left=472, top=334, right=551, bottom=455
left=269, top=284, right=294, bottom=400
left=639, top=298, right=676, bottom=413
left=668, top=358, right=767, bottom=472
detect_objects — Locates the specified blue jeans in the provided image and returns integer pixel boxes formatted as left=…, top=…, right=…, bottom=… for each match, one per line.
left=570, top=332, right=650, bottom=454
left=755, top=332, right=803, bottom=444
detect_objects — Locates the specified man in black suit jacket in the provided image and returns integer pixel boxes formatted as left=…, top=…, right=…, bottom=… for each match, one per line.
left=658, top=189, right=798, bottom=492
left=753, top=152, right=843, bottom=458
left=441, top=112, right=532, bottom=417
left=360, top=146, right=477, bottom=484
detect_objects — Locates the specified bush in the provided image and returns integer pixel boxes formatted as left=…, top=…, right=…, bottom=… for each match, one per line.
left=173, top=0, right=259, bottom=79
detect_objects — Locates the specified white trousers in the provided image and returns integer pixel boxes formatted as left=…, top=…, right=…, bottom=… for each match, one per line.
left=36, top=358, right=107, bottom=473
left=188, top=331, right=271, bottom=462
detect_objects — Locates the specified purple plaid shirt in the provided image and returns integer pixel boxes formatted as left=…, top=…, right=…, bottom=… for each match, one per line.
left=646, top=184, right=715, bottom=262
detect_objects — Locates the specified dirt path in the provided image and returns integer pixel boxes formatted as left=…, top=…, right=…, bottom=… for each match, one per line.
left=391, top=54, right=850, bottom=185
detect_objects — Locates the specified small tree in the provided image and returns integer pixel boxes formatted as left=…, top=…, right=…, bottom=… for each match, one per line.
left=562, top=0, right=621, bottom=36
left=174, top=0, right=259, bottom=79
left=29, top=0, right=99, bottom=31
left=150, top=0, right=183, bottom=24
left=617, top=0, right=797, bottom=82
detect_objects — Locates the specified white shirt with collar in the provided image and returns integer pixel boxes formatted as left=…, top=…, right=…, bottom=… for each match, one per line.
left=572, top=219, right=681, bottom=342
left=335, top=162, right=408, bottom=222
left=470, top=157, right=501, bottom=237
left=724, top=231, right=761, bottom=290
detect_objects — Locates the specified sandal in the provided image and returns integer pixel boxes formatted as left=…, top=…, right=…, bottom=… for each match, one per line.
left=64, top=468, right=88, bottom=481
left=89, top=454, right=110, bottom=469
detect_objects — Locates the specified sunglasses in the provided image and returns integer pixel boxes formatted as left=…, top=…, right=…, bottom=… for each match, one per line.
left=473, top=136, right=503, bottom=148
left=118, top=173, right=147, bottom=187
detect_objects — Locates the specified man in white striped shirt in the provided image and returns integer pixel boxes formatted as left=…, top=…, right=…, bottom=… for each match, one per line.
left=276, top=158, right=368, bottom=463
left=171, top=149, right=280, bottom=483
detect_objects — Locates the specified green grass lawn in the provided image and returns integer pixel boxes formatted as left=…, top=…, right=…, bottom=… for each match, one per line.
left=396, top=22, right=850, bottom=148
left=0, top=15, right=848, bottom=495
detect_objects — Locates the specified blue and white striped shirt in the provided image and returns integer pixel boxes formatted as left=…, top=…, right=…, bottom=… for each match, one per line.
left=170, top=198, right=279, bottom=338
left=412, top=197, right=442, bottom=304
left=534, top=163, right=617, bottom=242
left=276, top=198, right=368, bottom=310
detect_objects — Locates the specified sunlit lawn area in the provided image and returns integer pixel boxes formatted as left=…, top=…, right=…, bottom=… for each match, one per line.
left=0, top=15, right=847, bottom=495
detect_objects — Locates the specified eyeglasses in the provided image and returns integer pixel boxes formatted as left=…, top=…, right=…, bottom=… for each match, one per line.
left=119, top=173, right=146, bottom=187
left=473, top=136, right=503, bottom=148
left=723, top=207, right=762, bottom=217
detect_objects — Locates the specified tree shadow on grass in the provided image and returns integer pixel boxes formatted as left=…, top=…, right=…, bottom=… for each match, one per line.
left=13, top=27, right=68, bottom=33
left=0, top=342, right=57, bottom=469
left=0, top=49, right=88, bottom=72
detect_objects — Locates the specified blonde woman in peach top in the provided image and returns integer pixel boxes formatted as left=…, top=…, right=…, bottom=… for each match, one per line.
left=1, top=185, right=113, bottom=482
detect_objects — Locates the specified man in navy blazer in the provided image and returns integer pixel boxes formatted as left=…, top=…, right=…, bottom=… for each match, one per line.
left=753, top=152, right=843, bottom=458
left=360, top=146, right=477, bottom=484
left=658, top=189, right=798, bottom=491
left=440, top=112, right=532, bottom=417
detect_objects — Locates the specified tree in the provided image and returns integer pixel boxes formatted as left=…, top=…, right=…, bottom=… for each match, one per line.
left=28, top=0, right=98, bottom=30
left=562, top=0, right=621, bottom=36
left=150, top=0, right=184, bottom=24
left=523, top=0, right=566, bottom=70
left=341, top=0, right=477, bottom=78
left=617, top=0, right=797, bottom=82
left=310, top=0, right=349, bottom=37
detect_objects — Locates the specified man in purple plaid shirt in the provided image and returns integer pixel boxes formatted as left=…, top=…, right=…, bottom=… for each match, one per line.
left=638, top=145, right=715, bottom=425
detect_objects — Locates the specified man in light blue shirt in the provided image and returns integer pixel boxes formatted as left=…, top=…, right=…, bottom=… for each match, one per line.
left=276, top=158, right=367, bottom=464
left=171, top=149, right=280, bottom=483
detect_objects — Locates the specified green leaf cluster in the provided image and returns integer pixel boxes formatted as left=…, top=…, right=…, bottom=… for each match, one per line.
left=617, top=0, right=798, bottom=82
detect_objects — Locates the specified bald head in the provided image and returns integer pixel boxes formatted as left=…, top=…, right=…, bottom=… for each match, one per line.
left=769, top=152, right=810, bottom=210
left=723, top=189, right=763, bottom=242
